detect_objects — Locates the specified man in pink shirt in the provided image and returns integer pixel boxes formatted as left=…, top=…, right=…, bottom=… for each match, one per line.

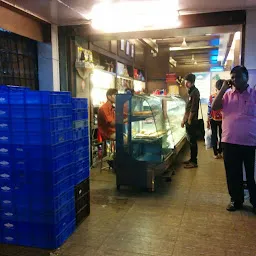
left=212, top=66, right=256, bottom=214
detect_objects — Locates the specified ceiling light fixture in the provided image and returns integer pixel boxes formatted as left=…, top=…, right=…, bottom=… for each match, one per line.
left=191, top=54, right=195, bottom=61
left=88, top=0, right=180, bottom=33
left=194, top=60, right=198, bottom=65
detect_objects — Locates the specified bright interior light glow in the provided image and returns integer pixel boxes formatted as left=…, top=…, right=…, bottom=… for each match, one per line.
left=181, top=38, right=187, bottom=47
left=234, top=31, right=241, bottom=40
left=227, top=31, right=240, bottom=61
left=90, top=69, right=115, bottom=89
left=89, top=0, right=180, bottom=33
left=169, top=47, right=184, bottom=51
left=91, top=88, right=107, bottom=106
left=134, top=80, right=145, bottom=92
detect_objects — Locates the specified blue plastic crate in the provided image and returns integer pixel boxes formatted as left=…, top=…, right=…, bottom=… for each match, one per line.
left=1, top=197, right=75, bottom=223
left=73, top=127, right=89, bottom=141
left=1, top=220, right=32, bottom=246
left=28, top=152, right=73, bottom=172
left=0, top=86, right=9, bottom=104
left=0, top=145, right=11, bottom=157
left=0, top=189, right=75, bottom=221
left=51, top=92, right=72, bottom=104
left=0, top=105, right=10, bottom=118
left=27, top=129, right=72, bottom=145
left=0, top=214, right=75, bottom=249
left=12, top=145, right=26, bottom=158
left=28, top=163, right=73, bottom=184
left=28, top=174, right=74, bottom=197
left=9, top=90, right=25, bottom=104
left=11, top=119, right=25, bottom=131
left=0, top=132, right=11, bottom=144
left=25, top=91, right=71, bottom=105
left=12, top=131, right=26, bottom=145
left=73, top=138, right=89, bottom=152
left=72, top=119, right=88, bottom=129
left=24, top=117, right=72, bottom=132
left=0, top=175, right=74, bottom=212
left=27, top=142, right=73, bottom=159
left=10, top=105, right=25, bottom=118
left=73, top=149, right=89, bottom=163
left=72, top=109, right=88, bottom=121
left=75, top=165, right=90, bottom=185
left=26, top=105, right=72, bottom=119
left=0, top=119, right=10, bottom=132
left=72, top=98, right=88, bottom=109
left=28, top=194, right=75, bottom=218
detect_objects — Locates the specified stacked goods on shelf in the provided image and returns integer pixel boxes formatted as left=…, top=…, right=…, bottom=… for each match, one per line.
left=0, top=86, right=75, bottom=249
left=72, top=98, right=89, bottom=186
left=72, top=98, right=90, bottom=226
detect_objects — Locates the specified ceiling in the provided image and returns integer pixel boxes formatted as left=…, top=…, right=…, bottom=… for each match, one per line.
left=2, top=1, right=243, bottom=71
left=2, top=0, right=256, bottom=25
left=156, top=34, right=229, bottom=68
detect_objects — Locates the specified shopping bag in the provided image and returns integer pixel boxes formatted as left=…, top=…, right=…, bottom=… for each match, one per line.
left=205, top=128, right=212, bottom=150
left=196, top=100, right=205, bottom=140
left=196, top=119, right=205, bottom=140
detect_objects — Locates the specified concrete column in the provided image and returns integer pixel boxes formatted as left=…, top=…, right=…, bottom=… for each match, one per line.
left=38, top=24, right=60, bottom=91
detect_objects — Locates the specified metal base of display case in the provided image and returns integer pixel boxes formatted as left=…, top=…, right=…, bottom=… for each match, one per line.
left=115, top=136, right=187, bottom=192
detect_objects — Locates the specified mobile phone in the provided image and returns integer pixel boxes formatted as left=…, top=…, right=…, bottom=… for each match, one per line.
left=227, top=80, right=233, bottom=88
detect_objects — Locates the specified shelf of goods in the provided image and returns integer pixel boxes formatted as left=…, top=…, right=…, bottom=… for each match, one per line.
left=0, top=86, right=90, bottom=249
left=115, top=94, right=186, bottom=191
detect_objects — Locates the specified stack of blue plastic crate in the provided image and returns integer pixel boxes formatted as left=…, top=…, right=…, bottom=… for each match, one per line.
left=0, top=85, right=75, bottom=249
left=72, top=98, right=89, bottom=186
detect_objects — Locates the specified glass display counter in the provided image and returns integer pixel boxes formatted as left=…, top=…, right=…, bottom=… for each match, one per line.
left=115, top=94, right=186, bottom=191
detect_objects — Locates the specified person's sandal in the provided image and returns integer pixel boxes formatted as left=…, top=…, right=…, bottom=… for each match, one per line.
left=184, top=162, right=198, bottom=169
left=183, top=159, right=191, bottom=165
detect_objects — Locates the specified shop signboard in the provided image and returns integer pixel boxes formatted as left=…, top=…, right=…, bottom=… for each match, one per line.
left=166, top=73, right=176, bottom=83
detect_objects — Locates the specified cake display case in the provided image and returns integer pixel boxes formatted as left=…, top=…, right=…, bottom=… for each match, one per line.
left=115, top=94, right=186, bottom=191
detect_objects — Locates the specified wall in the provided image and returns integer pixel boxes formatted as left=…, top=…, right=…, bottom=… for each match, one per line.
left=245, top=10, right=256, bottom=69
left=38, top=25, right=60, bottom=91
left=0, top=3, right=50, bottom=42
left=145, top=48, right=169, bottom=80
left=244, top=9, right=256, bottom=88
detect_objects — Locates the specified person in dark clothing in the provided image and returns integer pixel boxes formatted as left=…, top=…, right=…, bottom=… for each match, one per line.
left=181, top=73, right=200, bottom=169
left=207, top=79, right=224, bottom=159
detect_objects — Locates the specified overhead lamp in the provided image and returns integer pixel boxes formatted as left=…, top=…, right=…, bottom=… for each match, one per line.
left=194, top=60, right=198, bottom=65
left=181, top=38, right=187, bottom=47
left=191, top=54, right=195, bottom=61
left=88, top=0, right=180, bottom=33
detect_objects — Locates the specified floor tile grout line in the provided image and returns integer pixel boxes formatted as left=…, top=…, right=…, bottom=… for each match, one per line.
left=169, top=163, right=197, bottom=256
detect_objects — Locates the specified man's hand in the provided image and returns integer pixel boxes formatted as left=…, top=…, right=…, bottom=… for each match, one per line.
left=222, top=80, right=231, bottom=91
left=181, top=121, right=185, bottom=128
left=207, top=121, right=210, bottom=129
left=187, top=119, right=192, bottom=126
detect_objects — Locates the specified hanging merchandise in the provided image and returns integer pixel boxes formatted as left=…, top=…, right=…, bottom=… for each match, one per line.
left=176, top=76, right=184, bottom=87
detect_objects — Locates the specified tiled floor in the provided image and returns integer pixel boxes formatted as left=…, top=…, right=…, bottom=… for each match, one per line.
left=1, top=142, right=256, bottom=256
